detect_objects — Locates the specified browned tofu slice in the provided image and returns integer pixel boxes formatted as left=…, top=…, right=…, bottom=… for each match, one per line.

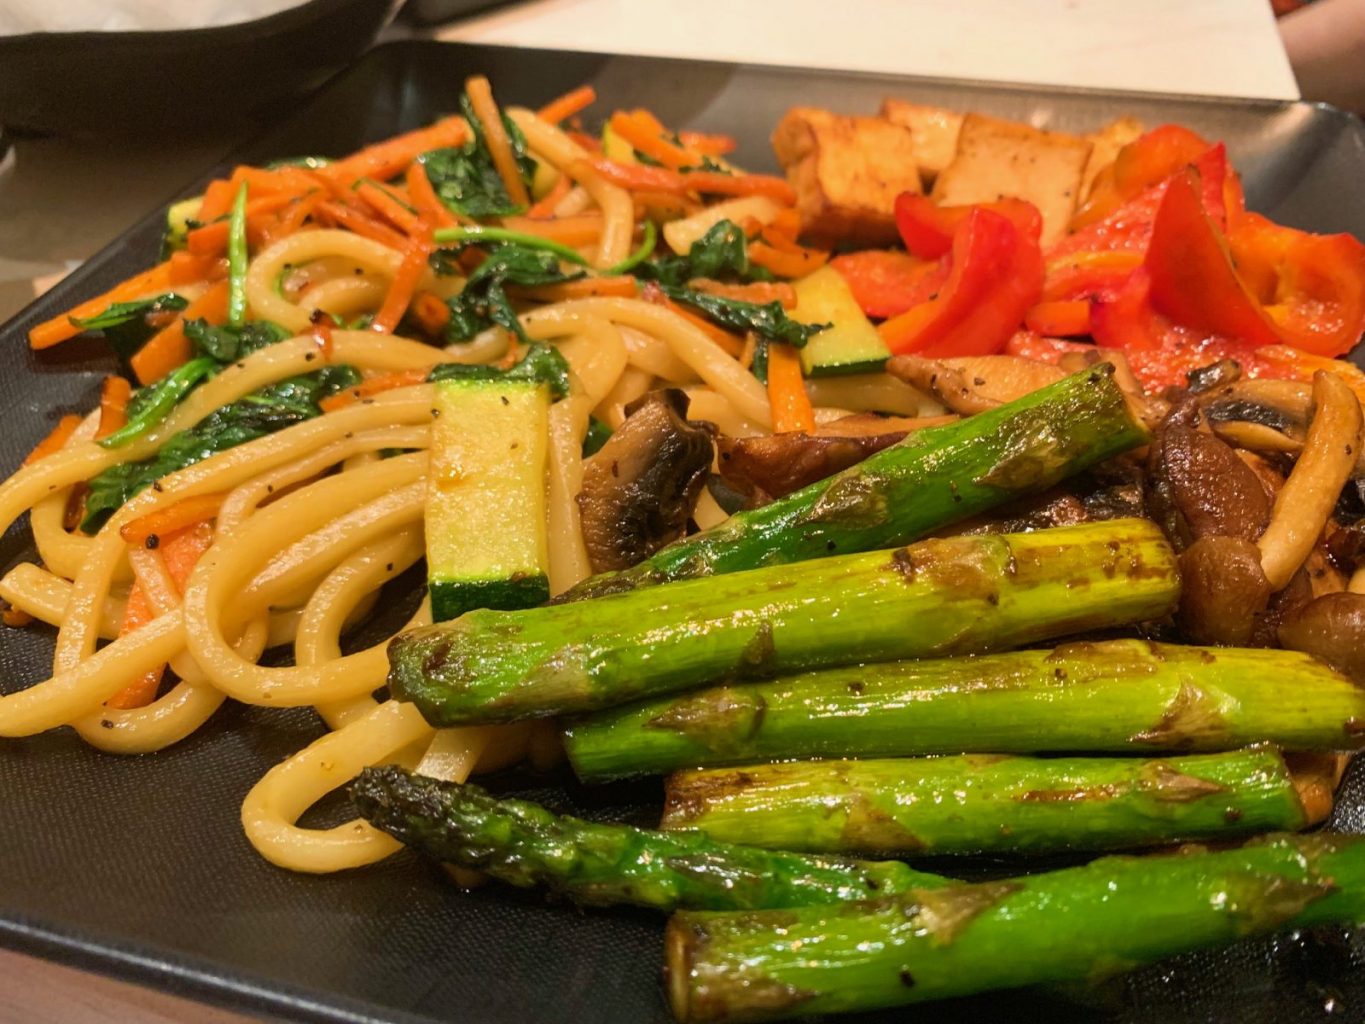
left=771, top=107, right=922, bottom=247
left=931, top=113, right=1093, bottom=246
left=879, top=99, right=964, bottom=184
left=1081, top=116, right=1145, bottom=199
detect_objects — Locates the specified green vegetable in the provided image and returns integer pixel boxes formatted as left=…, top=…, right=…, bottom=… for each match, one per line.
left=426, top=378, right=551, bottom=622
left=226, top=182, right=249, bottom=328
left=639, top=220, right=771, bottom=287
left=666, top=833, right=1365, bottom=1022
left=428, top=342, right=571, bottom=400
left=418, top=93, right=535, bottom=220
left=81, top=365, right=361, bottom=533
left=661, top=285, right=819, bottom=348
left=604, top=219, right=658, bottom=276
left=70, top=294, right=189, bottom=366
left=792, top=265, right=890, bottom=377
left=351, top=766, right=948, bottom=913
left=183, top=319, right=291, bottom=363
left=437, top=244, right=583, bottom=344
left=388, top=518, right=1179, bottom=726
left=661, top=748, right=1312, bottom=857
left=561, top=366, right=1146, bottom=602
left=563, top=641, right=1365, bottom=781
left=582, top=416, right=613, bottom=456
left=98, top=357, right=218, bottom=449
left=432, top=225, right=589, bottom=267
left=163, top=197, right=202, bottom=252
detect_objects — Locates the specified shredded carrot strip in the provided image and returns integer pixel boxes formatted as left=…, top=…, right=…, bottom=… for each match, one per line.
left=748, top=239, right=829, bottom=279
left=609, top=111, right=704, bottom=171
left=266, top=190, right=326, bottom=242
left=763, top=208, right=803, bottom=243
left=411, top=291, right=451, bottom=336
left=318, top=367, right=434, bottom=413
left=500, top=213, right=603, bottom=247
left=465, top=75, right=531, bottom=208
left=372, top=233, right=434, bottom=334
left=355, top=180, right=425, bottom=236
left=404, top=162, right=459, bottom=228
left=95, top=376, right=132, bottom=440
left=590, top=158, right=796, bottom=204
left=688, top=279, right=797, bottom=308
left=326, top=116, right=469, bottom=187
left=766, top=343, right=815, bottom=433
left=310, top=313, right=335, bottom=361
left=537, top=85, right=597, bottom=124
left=678, top=130, right=737, bottom=156
left=108, top=583, right=162, bottom=708
left=120, top=493, right=226, bottom=546
left=315, top=201, right=410, bottom=250
left=195, top=180, right=236, bottom=222
left=527, top=174, right=572, bottom=218
left=22, top=415, right=82, bottom=466
left=632, top=191, right=699, bottom=222
left=186, top=193, right=300, bottom=255
left=512, top=276, right=640, bottom=302
left=168, top=250, right=224, bottom=286
left=225, top=166, right=314, bottom=196
left=29, top=262, right=174, bottom=351
left=130, top=280, right=230, bottom=386
left=642, top=283, right=745, bottom=357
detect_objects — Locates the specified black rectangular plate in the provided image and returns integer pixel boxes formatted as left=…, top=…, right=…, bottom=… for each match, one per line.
left=3, top=40, right=1365, bottom=1024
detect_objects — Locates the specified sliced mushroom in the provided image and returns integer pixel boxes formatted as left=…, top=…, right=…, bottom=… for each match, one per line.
left=1278, top=592, right=1365, bottom=683
left=1176, top=536, right=1271, bottom=646
left=716, top=430, right=907, bottom=505
left=577, top=389, right=715, bottom=573
left=886, top=355, right=1065, bottom=415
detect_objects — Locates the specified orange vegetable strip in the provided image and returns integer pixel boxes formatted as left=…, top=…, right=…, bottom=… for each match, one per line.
left=372, top=234, right=435, bottom=334
left=130, top=280, right=230, bottom=386
left=500, top=213, right=604, bottom=247
left=318, top=367, right=435, bottom=413
left=590, top=158, right=796, bottom=204
left=264, top=189, right=326, bottom=244
left=688, top=279, right=798, bottom=308
left=609, top=111, right=702, bottom=171
left=355, top=180, right=425, bottom=236
left=107, top=582, right=163, bottom=709
left=29, top=261, right=174, bottom=350
left=185, top=194, right=299, bottom=255
left=168, top=250, right=223, bottom=286
left=226, top=166, right=315, bottom=195
left=326, top=116, right=469, bottom=187
left=511, top=276, right=641, bottom=301
left=537, top=85, right=597, bottom=124
left=766, top=343, right=815, bottom=433
left=641, top=283, right=745, bottom=357
left=465, top=75, right=531, bottom=207
left=678, top=130, right=737, bottom=156
left=411, top=291, right=451, bottom=336
left=120, top=493, right=226, bottom=546
left=22, top=415, right=83, bottom=466
left=748, top=239, right=829, bottom=279
left=527, top=173, right=573, bottom=218
left=95, top=376, right=133, bottom=440
left=316, top=201, right=410, bottom=250
left=196, top=180, right=236, bottom=222
left=404, top=162, right=459, bottom=228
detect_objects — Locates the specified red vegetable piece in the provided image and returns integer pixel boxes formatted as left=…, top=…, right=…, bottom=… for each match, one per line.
left=828, top=250, right=948, bottom=319
left=894, top=193, right=1043, bottom=260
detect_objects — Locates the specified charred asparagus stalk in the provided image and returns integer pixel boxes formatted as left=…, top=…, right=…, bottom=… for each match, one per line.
left=563, top=641, right=1365, bottom=781
left=351, top=766, right=947, bottom=911
left=390, top=519, right=1179, bottom=726
left=659, top=748, right=1320, bottom=857
left=562, top=365, right=1146, bottom=601
left=666, top=832, right=1365, bottom=1023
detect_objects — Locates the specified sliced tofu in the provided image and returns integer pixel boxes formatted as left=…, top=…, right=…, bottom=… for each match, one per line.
left=931, top=113, right=1093, bottom=246
left=879, top=99, right=964, bottom=185
left=1081, top=116, right=1145, bottom=199
left=771, top=107, right=923, bottom=248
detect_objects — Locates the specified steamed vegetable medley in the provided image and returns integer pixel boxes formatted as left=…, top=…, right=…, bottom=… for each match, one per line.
left=8, top=76, right=1365, bottom=1022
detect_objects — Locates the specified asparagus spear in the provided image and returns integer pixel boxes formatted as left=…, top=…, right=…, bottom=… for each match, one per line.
left=660, top=747, right=1318, bottom=857
left=564, top=641, right=1365, bottom=780
left=351, top=766, right=948, bottom=911
left=562, top=365, right=1146, bottom=601
left=390, top=518, right=1179, bottom=726
left=666, top=832, right=1365, bottom=1023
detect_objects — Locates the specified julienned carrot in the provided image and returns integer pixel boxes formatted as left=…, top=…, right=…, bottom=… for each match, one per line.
left=590, top=157, right=796, bottom=204
left=29, top=262, right=174, bottom=350
left=107, top=521, right=215, bottom=710
left=318, top=367, right=434, bottom=412
left=500, top=213, right=603, bottom=247
left=95, top=376, right=133, bottom=440
left=130, top=280, right=230, bottom=386
left=410, top=291, right=451, bottom=337
left=641, top=283, right=745, bottom=357
left=537, top=85, right=597, bottom=125
left=265, top=189, right=326, bottom=243
left=748, top=239, right=829, bottom=279
left=120, top=493, right=227, bottom=546
left=608, top=111, right=703, bottom=171
left=373, top=235, right=434, bottom=333
left=186, top=193, right=299, bottom=256
left=511, top=276, right=640, bottom=302
left=527, top=173, right=572, bottom=218
left=405, top=162, right=459, bottom=228
left=687, top=279, right=798, bottom=308
left=195, top=180, right=237, bottom=223
left=227, top=165, right=318, bottom=196
left=326, top=116, right=469, bottom=187
left=169, top=250, right=225, bottom=286
left=678, top=130, right=737, bottom=156
left=465, top=76, right=530, bottom=207
left=316, top=201, right=410, bottom=250
left=355, top=180, right=425, bottom=236
left=22, top=415, right=83, bottom=466
left=766, top=341, right=815, bottom=433
left=1024, top=299, right=1092, bottom=337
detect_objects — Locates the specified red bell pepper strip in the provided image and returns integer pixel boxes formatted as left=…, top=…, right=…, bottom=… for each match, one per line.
left=1041, top=250, right=1143, bottom=303
left=1069, top=124, right=1211, bottom=231
left=1144, top=168, right=1285, bottom=348
left=894, top=193, right=1043, bottom=260
left=1090, top=267, right=1167, bottom=353
left=1024, top=300, right=1091, bottom=337
left=878, top=207, right=1043, bottom=357
left=828, top=250, right=948, bottom=319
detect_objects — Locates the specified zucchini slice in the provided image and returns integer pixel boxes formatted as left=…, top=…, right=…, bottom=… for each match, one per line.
left=794, top=265, right=891, bottom=377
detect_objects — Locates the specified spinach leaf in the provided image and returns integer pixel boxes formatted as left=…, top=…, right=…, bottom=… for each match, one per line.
left=81, top=365, right=362, bottom=534
left=71, top=293, right=189, bottom=366
left=417, top=93, right=536, bottom=220
left=638, top=220, right=772, bottom=287
left=659, top=284, right=825, bottom=349
left=183, top=319, right=291, bottom=363
left=582, top=416, right=613, bottom=456
left=439, top=244, right=583, bottom=344
left=428, top=342, right=571, bottom=400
